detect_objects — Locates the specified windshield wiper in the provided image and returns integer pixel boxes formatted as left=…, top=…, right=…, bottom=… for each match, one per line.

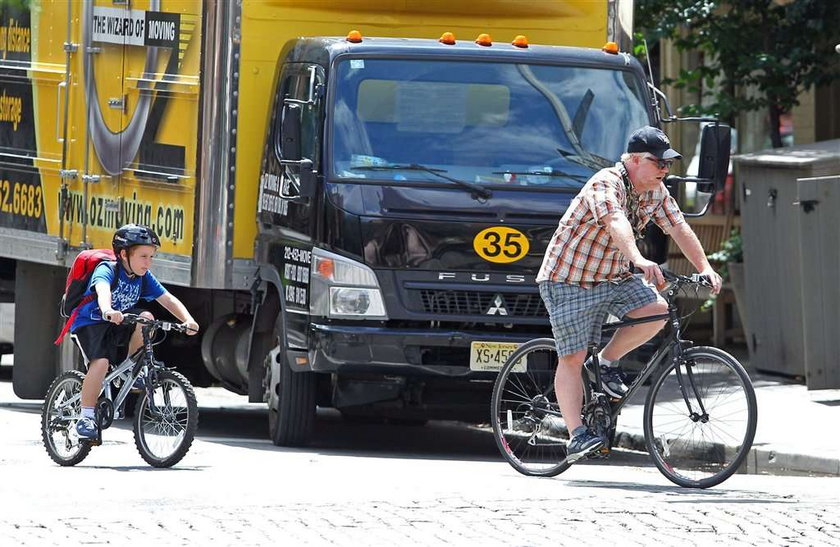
left=491, top=170, right=589, bottom=183
left=555, top=147, right=613, bottom=171
left=352, top=163, right=492, bottom=200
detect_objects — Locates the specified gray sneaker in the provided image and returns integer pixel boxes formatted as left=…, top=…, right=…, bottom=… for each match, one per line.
left=75, top=417, right=98, bottom=440
left=566, top=426, right=604, bottom=463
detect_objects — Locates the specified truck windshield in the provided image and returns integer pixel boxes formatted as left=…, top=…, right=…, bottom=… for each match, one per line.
left=331, top=58, right=650, bottom=190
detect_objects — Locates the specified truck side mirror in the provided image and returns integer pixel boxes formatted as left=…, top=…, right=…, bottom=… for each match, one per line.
left=277, top=101, right=316, bottom=202
left=697, top=123, right=731, bottom=193
left=280, top=103, right=302, bottom=162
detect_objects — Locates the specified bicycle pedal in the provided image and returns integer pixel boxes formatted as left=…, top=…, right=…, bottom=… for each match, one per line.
left=589, top=449, right=610, bottom=460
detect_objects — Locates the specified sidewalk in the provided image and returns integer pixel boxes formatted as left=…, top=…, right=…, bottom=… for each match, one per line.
left=615, top=348, right=840, bottom=476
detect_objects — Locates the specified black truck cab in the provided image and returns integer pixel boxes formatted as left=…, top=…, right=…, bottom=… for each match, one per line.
left=255, top=35, right=657, bottom=437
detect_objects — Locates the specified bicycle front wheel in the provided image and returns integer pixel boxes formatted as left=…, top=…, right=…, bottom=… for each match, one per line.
left=42, top=370, right=92, bottom=466
left=133, top=369, right=198, bottom=468
left=490, top=338, right=571, bottom=477
left=644, top=346, right=757, bottom=488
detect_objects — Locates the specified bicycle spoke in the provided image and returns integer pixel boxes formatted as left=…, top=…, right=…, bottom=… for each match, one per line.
left=645, top=348, right=756, bottom=488
left=133, top=370, right=197, bottom=468
left=491, top=340, right=570, bottom=477
left=42, top=371, right=91, bottom=466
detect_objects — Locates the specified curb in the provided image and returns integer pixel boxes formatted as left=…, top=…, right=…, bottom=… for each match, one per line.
left=614, top=429, right=840, bottom=477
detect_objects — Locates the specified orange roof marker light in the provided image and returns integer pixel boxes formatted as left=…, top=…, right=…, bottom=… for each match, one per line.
left=475, top=33, right=492, bottom=47
left=512, top=35, right=529, bottom=48
left=439, top=32, right=456, bottom=45
left=602, top=41, right=619, bottom=54
left=346, top=30, right=363, bottom=43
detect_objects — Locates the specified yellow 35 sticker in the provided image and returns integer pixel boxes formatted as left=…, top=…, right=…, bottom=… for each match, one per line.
left=473, top=226, right=530, bottom=264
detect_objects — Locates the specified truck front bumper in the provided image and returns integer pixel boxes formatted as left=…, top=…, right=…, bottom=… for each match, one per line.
left=308, top=322, right=538, bottom=378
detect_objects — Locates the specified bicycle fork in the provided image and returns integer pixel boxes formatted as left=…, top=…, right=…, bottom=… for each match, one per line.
left=674, top=357, right=709, bottom=423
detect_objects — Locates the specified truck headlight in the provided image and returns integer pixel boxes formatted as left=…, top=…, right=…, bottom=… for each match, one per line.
left=330, top=287, right=386, bottom=317
left=310, top=248, right=388, bottom=320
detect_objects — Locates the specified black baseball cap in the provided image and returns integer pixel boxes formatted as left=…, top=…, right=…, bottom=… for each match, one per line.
left=627, top=126, right=682, bottom=160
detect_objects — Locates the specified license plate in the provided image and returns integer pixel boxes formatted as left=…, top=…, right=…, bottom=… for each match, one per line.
left=469, top=341, right=526, bottom=372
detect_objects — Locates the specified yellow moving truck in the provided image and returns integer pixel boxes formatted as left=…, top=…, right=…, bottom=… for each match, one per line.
left=0, top=1, right=726, bottom=445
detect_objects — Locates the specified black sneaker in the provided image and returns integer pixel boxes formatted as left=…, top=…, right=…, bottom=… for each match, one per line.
left=566, top=426, right=604, bottom=463
left=586, top=359, right=629, bottom=398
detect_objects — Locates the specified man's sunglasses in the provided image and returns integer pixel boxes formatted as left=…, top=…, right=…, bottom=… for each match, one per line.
left=644, top=156, right=675, bottom=170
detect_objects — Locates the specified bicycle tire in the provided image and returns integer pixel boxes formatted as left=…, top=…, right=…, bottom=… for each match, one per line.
left=490, top=338, right=572, bottom=477
left=643, top=346, right=757, bottom=488
left=133, top=369, right=198, bottom=468
left=42, top=370, right=92, bottom=466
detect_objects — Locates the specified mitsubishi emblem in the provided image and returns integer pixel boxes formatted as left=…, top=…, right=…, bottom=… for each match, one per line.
left=486, top=294, right=508, bottom=316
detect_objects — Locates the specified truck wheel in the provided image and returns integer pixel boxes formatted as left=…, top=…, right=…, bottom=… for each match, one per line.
left=267, top=349, right=315, bottom=446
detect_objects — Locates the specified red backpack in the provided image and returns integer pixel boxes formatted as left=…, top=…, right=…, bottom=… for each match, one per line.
left=54, top=249, right=118, bottom=345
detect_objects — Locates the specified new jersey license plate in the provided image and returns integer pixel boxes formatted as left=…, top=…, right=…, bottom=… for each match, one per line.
left=469, top=341, right=526, bottom=372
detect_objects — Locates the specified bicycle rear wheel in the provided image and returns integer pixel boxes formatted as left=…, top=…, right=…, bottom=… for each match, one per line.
left=490, top=338, right=571, bottom=477
left=42, top=370, right=92, bottom=466
left=644, top=346, right=756, bottom=488
left=133, top=369, right=198, bottom=468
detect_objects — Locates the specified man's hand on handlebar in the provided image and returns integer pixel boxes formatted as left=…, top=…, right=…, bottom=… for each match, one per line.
left=634, top=258, right=665, bottom=289
left=699, top=267, right=723, bottom=295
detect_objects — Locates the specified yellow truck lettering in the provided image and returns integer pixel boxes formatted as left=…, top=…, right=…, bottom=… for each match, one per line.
left=0, top=91, right=22, bottom=130
left=0, top=17, right=31, bottom=59
left=0, top=179, right=41, bottom=219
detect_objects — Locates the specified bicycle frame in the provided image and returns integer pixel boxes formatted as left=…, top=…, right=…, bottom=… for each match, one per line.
left=58, top=322, right=160, bottom=418
left=541, top=279, right=709, bottom=426
left=53, top=349, right=144, bottom=418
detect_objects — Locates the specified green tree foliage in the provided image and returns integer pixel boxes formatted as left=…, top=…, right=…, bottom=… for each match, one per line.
left=636, top=0, right=840, bottom=147
left=0, top=0, right=31, bottom=11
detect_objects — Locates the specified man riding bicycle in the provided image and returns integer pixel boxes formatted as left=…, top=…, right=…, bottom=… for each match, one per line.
left=536, top=126, right=722, bottom=462
left=70, top=224, right=199, bottom=442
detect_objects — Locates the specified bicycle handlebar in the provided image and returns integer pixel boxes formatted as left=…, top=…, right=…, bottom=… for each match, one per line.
left=661, top=269, right=714, bottom=289
left=631, top=266, right=713, bottom=289
left=120, top=313, right=197, bottom=334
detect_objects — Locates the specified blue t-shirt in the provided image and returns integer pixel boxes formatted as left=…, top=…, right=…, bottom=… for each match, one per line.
left=71, top=262, right=166, bottom=331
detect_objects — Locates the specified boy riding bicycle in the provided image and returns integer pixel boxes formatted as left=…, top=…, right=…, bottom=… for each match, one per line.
left=69, top=224, right=199, bottom=441
left=536, top=126, right=722, bottom=462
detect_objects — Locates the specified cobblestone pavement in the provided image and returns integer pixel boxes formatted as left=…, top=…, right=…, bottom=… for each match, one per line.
left=2, top=376, right=839, bottom=546
left=4, top=487, right=839, bottom=546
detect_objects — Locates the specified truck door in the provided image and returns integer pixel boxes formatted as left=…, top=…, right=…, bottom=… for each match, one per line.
left=76, top=2, right=195, bottom=252
left=259, top=62, right=324, bottom=347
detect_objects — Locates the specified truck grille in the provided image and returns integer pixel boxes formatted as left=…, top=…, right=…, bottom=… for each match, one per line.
left=417, top=290, right=547, bottom=318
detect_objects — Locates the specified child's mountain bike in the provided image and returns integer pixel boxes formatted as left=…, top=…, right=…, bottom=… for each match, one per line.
left=42, top=314, right=198, bottom=468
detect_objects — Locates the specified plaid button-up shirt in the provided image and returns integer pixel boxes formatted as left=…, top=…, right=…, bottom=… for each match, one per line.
left=537, top=164, right=685, bottom=288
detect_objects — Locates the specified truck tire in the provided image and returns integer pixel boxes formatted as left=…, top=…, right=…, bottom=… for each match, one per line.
left=267, top=348, right=316, bottom=446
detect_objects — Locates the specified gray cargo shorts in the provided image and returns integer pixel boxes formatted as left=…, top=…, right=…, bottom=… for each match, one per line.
left=538, top=275, right=660, bottom=356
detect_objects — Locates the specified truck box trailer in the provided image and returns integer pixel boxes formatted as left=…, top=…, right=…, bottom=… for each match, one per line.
left=0, top=0, right=726, bottom=445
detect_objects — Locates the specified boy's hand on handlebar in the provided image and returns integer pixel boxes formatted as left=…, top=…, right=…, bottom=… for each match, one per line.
left=182, top=320, right=199, bottom=335
left=635, top=259, right=665, bottom=289
left=103, top=309, right=124, bottom=324
left=700, top=267, right=723, bottom=295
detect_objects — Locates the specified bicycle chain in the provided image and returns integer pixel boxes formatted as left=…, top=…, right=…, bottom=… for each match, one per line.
left=583, top=392, right=613, bottom=458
